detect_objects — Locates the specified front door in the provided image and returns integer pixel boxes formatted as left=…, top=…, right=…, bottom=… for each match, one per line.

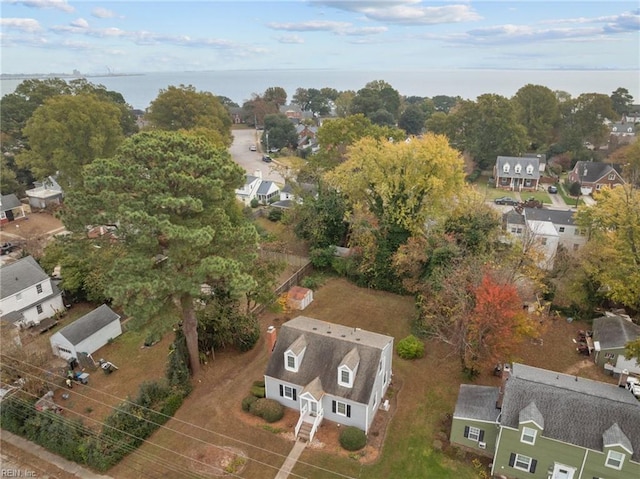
left=552, top=463, right=575, bottom=479
left=305, top=398, right=318, bottom=417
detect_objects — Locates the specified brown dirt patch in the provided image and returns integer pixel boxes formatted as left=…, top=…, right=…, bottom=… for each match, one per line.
left=189, top=445, right=248, bottom=476
left=0, top=211, right=64, bottom=240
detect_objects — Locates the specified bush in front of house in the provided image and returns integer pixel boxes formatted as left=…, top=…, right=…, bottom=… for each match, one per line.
left=268, top=208, right=283, bottom=222
left=250, top=198, right=259, bottom=208
left=397, top=334, right=425, bottom=360
left=242, top=395, right=259, bottom=412
left=339, top=426, right=367, bottom=451
left=250, top=398, right=284, bottom=423
left=250, top=385, right=266, bottom=398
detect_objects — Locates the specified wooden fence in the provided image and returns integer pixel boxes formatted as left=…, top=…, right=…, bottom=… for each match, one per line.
left=251, top=255, right=313, bottom=315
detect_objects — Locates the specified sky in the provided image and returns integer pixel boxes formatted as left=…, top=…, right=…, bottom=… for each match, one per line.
left=1, top=0, right=639, bottom=75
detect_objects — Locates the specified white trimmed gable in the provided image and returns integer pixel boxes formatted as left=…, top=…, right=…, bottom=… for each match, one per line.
left=284, top=335, right=307, bottom=372
left=338, top=347, right=360, bottom=388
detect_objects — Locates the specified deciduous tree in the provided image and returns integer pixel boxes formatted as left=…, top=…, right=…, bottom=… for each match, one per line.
left=60, top=131, right=259, bottom=374
left=263, top=114, right=298, bottom=150
left=513, top=84, right=560, bottom=149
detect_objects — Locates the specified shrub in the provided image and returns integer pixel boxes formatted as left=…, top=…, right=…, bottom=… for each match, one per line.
left=242, top=395, right=258, bottom=412
left=268, top=208, right=283, bottom=222
left=250, top=385, right=266, bottom=398
left=250, top=198, right=259, bottom=208
left=309, top=246, right=336, bottom=269
left=300, top=274, right=324, bottom=290
left=397, top=335, right=425, bottom=360
left=339, top=426, right=367, bottom=451
left=252, top=380, right=265, bottom=388
left=250, top=398, right=284, bottom=423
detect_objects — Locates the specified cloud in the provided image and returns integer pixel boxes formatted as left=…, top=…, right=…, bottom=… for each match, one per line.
left=6, top=0, right=74, bottom=13
left=542, top=10, right=640, bottom=31
left=310, top=0, right=481, bottom=25
left=91, top=7, right=118, bottom=19
left=70, top=18, right=89, bottom=29
left=267, top=20, right=387, bottom=36
left=276, top=34, right=304, bottom=44
left=0, top=18, right=41, bottom=33
left=443, top=24, right=606, bottom=45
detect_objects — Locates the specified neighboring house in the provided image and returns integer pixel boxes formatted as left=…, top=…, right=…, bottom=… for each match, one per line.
left=256, top=180, right=280, bottom=204
left=280, top=104, right=314, bottom=123
left=25, top=176, right=64, bottom=209
left=610, top=122, right=636, bottom=137
left=235, top=170, right=281, bottom=205
left=264, top=316, right=394, bottom=442
left=504, top=208, right=587, bottom=266
left=451, top=363, right=640, bottom=479
left=493, top=156, right=540, bottom=191
left=0, top=194, right=27, bottom=224
left=271, top=182, right=318, bottom=210
left=0, top=256, right=64, bottom=329
left=621, top=112, right=640, bottom=124
left=593, top=313, right=640, bottom=376
left=567, top=161, right=625, bottom=196
left=296, top=125, right=319, bottom=150
left=50, top=304, right=122, bottom=360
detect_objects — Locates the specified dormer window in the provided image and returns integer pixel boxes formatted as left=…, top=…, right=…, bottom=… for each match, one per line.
left=605, top=450, right=625, bottom=470
left=526, top=165, right=534, bottom=175
left=338, top=347, right=359, bottom=388
left=521, top=427, right=537, bottom=445
left=284, top=335, right=307, bottom=372
left=503, top=164, right=510, bottom=173
left=514, top=164, right=522, bottom=174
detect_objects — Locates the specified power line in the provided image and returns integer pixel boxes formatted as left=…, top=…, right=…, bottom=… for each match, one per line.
left=2, top=353, right=359, bottom=479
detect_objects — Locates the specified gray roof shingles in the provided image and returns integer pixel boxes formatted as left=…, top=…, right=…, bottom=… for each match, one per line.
left=265, top=316, right=393, bottom=405
left=57, top=304, right=121, bottom=346
left=593, top=315, right=640, bottom=350
left=522, top=208, right=577, bottom=226
left=1, top=194, right=22, bottom=212
left=453, top=384, right=501, bottom=422
left=572, top=161, right=622, bottom=183
left=501, top=363, right=640, bottom=461
left=0, top=256, right=49, bottom=300
left=496, top=156, right=541, bottom=180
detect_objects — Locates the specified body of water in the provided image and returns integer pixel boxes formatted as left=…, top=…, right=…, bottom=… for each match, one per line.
left=2, top=69, right=638, bottom=111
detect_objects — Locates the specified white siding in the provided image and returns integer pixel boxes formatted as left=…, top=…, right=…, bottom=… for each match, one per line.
left=75, top=319, right=122, bottom=356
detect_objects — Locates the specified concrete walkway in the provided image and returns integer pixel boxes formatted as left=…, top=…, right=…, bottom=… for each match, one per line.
left=274, top=439, right=306, bottom=479
left=1, top=431, right=113, bottom=479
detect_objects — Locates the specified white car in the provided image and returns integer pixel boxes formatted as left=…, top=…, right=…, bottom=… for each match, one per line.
left=626, top=377, right=640, bottom=398
left=249, top=145, right=257, bottom=151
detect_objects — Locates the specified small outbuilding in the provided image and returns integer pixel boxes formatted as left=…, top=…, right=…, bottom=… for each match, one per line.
left=593, top=313, right=640, bottom=375
left=287, top=286, right=313, bottom=311
left=50, top=304, right=122, bottom=360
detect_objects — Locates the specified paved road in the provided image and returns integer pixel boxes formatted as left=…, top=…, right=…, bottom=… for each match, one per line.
left=230, top=129, right=285, bottom=185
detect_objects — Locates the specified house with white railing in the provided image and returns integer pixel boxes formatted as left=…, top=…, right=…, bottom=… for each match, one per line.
left=264, top=316, right=393, bottom=442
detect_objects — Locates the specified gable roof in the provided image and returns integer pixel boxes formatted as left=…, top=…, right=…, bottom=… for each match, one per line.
left=593, top=315, right=640, bottom=350
left=522, top=208, right=577, bottom=226
left=0, top=194, right=22, bottom=212
left=265, top=316, right=393, bottom=405
left=0, top=256, right=49, bottom=300
left=57, top=304, right=121, bottom=346
left=257, top=180, right=279, bottom=196
left=496, top=156, right=540, bottom=180
left=571, top=161, right=624, bottom=184
left=453, top=384, right=501, bottom=422
left=500, top=363, right=640, bottom=461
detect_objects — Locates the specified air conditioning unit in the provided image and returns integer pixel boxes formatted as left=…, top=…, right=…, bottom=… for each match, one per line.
left=478, top=442, right=487, bottom=449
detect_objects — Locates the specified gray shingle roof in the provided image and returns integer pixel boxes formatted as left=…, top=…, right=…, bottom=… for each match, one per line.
left=0, top=194, right=22, bottom=212
left=57, top=304, right=120, bottom=345
left=453, top=384, right=501, bottom=422
left=257, top=181, right=278, bottom=196
left=496, top=156, right=540, bottom=180
left=593, top=315, right=640, bottom=350
left=265, top=316, right=393, bottom=405
left=519, top=401, right=544, bottom=429
left=522, top=208, right=577, bottom=226
left=0, top=256, right=49, bottom=300
left=603, top=423, right=633, bottom=454
left=501, top=363, right=640, bottom=461
left=572, top=161, right=623, bottom=183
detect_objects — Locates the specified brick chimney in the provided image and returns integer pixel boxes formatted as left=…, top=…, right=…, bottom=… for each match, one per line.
left=496, top=364, right=511, bottom=409
left=266, top=326, right=277, bottom=354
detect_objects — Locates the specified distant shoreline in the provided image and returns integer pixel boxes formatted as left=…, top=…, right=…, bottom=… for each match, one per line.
left=0, top=73, right=145, bottom=80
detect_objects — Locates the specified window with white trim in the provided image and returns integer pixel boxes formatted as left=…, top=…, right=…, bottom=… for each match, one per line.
left=514, top=164, right=522, bottom=174
left=521, top=426, right=537, bottom=445
left=36, top=304, right=43, bottom=314
left=279, top=384, right=296, bottom=400
left=608, top=173, right=615, bottom=180
left=526, top=165, right=534, bottom=174
left=36, top=283, right=43, bottom=294
left=605, top=450, right=625, bottom=470
left=468, top=427, right=480, bottom=441
left=340, top=369, right=350, bottom=385
left=333, top=400, right=350, bottom=417
left=503, top=164, right=510, bottom=173
left=509, top=453, right=536, bottom=473
left=285, top=352, right=297, bottom=372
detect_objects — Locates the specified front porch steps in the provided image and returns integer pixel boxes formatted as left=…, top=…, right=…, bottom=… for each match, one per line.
left=297, top=422, right=313, bottom=442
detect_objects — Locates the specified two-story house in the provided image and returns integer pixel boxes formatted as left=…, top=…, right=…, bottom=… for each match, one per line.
left=503, top=208, right=586, bottom=269
left=493, top=156, right=540, bottom=192
left=264, top=316, right=394, bottom=442
left=235, top=170, right=280, bottom=205
left=451, top=363, right=640, bottom=479
left=567, top=161, right=625, bottom=196
left=592, top=313, right=640, bottom=376
left=0, top=256, right=64, bottom=329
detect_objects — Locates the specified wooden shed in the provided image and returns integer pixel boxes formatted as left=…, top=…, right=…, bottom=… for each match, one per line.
left=287, top=286, right=313, bottom=311
left=50, top=305, right=121, bottom=360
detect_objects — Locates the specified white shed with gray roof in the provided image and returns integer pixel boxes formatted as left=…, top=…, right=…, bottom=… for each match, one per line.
left=50, top=304, right=122, bottom=360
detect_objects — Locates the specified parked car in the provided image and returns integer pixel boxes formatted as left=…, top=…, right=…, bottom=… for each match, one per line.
left=548, top=185, right=558, bottom=194
left=262, top=155, right=272, bottom=163
left=1, top=242, right=15, bottom=255
left=249, top=145, right=257, bottom=151
left=494, top=197, right=518, bottom=206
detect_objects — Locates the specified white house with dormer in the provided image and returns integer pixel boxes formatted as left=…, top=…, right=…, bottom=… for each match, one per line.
left=264, top=316, right=393, bottom=441
left=0, top=256, right=64, bottom=329
left=235, top=170, right=280, bottom=205
left=493, top=156, right=540, bottom=192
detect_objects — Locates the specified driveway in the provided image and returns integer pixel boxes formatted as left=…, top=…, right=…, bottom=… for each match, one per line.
left=230, top=129, right=285, bottom=185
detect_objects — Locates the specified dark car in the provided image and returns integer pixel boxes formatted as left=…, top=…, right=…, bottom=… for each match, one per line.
left=494, top=196, right=518, bottom=206
left=262, top=155, right=272, bottom=163
left=548, top=185, right=558, bottom=194
left=0, top=242, right=15, bottom=255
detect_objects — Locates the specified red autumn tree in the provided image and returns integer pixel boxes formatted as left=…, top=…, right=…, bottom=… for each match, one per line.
left=465, top=273, right=537, bottom=372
